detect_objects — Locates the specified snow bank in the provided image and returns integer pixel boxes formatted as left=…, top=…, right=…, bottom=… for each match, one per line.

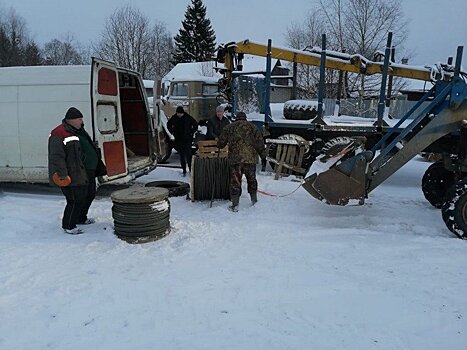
left=1, top=159, right=466, bottom=349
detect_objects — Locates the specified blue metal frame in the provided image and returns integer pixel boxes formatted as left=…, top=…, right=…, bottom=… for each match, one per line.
left=263, top=39, right=273, bottom=124
left=370, top=85, right=436, bottom=152
left=377, top=32, right=392, bottom=127
left=371, top=81, right=454, bottom=161
left=317, top=34, right=326, bottom=119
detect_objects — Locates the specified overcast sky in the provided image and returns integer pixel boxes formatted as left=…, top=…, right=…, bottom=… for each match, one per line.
left=1, top=0, right=466, bottom=66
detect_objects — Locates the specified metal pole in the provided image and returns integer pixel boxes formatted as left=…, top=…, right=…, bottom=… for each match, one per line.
left=292, top=60, right=298, bottom=100
left=231, top=77, right=236, bottom=116
left=385, top=46, right=395, bottom=111
left=264, top=39, right=273, bottom=123
left=454, top=46, right=463, bottom=77
left=334, top=49, right=344, bottom=117
left=317, top=34, right=326, bottom=121
left=377, top=32, right=393, bottom=126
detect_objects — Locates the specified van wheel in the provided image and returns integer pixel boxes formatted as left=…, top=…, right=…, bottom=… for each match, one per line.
left=145, top=180, right=190, bottom=197
left=421, top=161, right=455, bottom=208
left=441, top=178, right=467, bottom=239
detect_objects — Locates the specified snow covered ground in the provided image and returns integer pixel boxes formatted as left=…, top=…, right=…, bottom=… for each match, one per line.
left=1, top=158, right=467, bottom=350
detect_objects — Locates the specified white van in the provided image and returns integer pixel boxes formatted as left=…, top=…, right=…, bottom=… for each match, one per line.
left=0, top=58, right=166, bottom=184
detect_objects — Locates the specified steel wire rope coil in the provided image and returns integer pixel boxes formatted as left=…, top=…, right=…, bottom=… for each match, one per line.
left=110, top=187, right=171, bottom=243
left=191, top=156, right=230, bottom=201
left=111, top=201, right=170, bottom=215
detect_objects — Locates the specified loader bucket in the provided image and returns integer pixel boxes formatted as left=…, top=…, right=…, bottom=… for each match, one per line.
left=303, top=151, right=373, bottom=206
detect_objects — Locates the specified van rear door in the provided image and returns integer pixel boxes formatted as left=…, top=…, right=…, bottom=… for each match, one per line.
left=91, top=58, right=128, bottom=180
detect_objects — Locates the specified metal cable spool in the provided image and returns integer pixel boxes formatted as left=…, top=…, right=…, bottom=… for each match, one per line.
left=191, top=155, right=231, bottom=201
left=110, top=187, right=170, bottom=243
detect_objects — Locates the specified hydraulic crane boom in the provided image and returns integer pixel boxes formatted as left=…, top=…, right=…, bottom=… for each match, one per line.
left=218, top=40, right=454, bottom=84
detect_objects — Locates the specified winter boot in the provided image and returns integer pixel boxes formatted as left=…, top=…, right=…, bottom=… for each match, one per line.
left=63, top=227, right=84, bottom=235
left=250, top=191, right=258, bottom=205
left=78, top=218, right=95, bottom=225
left=228, top=195, right=240, bottom=212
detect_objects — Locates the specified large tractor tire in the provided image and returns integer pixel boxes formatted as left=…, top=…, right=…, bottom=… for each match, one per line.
left=318, top=137, right=355, bottom=162
left=421, top=161, right=456, bottom=208
left=441, top=178, right=467, bottom=239
left=283, top=100, right=320, bottom=120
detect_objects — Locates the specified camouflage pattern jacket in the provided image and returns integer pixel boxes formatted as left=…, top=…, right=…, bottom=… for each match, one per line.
left=218, top=117, right=265, bottom=165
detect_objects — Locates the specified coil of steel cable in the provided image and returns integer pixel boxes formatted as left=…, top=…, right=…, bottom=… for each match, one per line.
left=110, top=187, right=170, bottom=244
left=191, top=156, right=230, bottom=201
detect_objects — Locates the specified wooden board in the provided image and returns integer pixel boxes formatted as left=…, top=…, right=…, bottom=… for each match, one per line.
left=270, top=143, right=307, bottom=179
left=197, top=140, right=228, bottom=159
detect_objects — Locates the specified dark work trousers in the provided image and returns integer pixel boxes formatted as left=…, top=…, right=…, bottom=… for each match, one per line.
left=177, top=142, right=193, bottom=174
left=60, top=171, right=96, bottom=229
left=229, top=163, right=257, bottom=197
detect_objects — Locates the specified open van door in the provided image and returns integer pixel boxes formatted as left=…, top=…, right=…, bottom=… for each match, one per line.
left=91, top=58, right=128, bottom=180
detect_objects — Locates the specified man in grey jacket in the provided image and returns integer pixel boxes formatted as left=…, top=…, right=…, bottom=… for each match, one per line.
left=206, top=105, right=230, bottom=140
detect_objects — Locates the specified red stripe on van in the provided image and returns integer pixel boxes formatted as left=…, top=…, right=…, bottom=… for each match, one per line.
left=103, top=141, right=126, bottom=176
left=98, top=68, right=118, bottom=96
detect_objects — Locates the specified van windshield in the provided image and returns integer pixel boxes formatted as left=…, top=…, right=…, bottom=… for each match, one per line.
left=202, top=84, right=218, bottom=96
left=171, top=83, right=188, bottom=97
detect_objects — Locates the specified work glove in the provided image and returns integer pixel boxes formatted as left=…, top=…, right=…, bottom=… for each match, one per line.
left=261, top=156, right=267, bottom=172
left=52, top=172, right=71, bottom=187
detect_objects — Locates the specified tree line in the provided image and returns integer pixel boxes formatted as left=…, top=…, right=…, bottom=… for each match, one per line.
left=0, top=0, right=216, bottom=79
left=286, top=0, right=408, bottom=99
left=1, top=0, right=408, bottom=99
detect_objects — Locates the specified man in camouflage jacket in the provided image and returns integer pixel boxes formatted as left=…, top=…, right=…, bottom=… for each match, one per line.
left=218, top=112, right=266, bottom=211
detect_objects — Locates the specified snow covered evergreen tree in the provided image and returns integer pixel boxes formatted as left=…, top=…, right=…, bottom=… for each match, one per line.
left=172, top=0, right=216, bottom=64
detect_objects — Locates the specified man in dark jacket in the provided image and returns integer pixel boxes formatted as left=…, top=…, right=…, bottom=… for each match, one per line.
left=218, top=112, right=266, bottom=212
left=48, top=107, right=107, bottom=235
left=167, top=106, right=198, bottom=176
left=206, top=105, right=230, bottom=140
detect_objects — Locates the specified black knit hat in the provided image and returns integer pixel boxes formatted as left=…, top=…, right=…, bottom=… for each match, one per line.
left=236, top=112, right=247, bottom=120
left=176, top=106, right=184, bottom=114
left=65, top=107, right=83, bottom=120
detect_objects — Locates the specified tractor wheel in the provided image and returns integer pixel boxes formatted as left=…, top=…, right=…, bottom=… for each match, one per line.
left=422, top=161, right=455, bottom=208
left=283, top=100, right=319, bottom=120
left=441, top=178, right=467, bottom=239
left=318, top=137, right=355, bottom=162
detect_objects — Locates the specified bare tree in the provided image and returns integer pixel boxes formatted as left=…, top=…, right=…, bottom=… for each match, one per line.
left=285, top=9, right=326, bottom=98
left=342, top=0, right=408, bottom=98
left=43, top=34, right=87, bottom=65
left=285, top=0, right=408, bottom=100
left=94, top=5, right=173, bottom=79
left=94, top=5, right=151, bottom=76
left=149, top=21, right=174, bottom=79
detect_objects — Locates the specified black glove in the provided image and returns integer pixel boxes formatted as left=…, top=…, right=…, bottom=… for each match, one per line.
left=261, top=157, right=267, bottom=172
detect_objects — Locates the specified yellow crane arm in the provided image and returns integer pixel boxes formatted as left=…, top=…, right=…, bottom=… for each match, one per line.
left=228, top=40, right=441, bottom=81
